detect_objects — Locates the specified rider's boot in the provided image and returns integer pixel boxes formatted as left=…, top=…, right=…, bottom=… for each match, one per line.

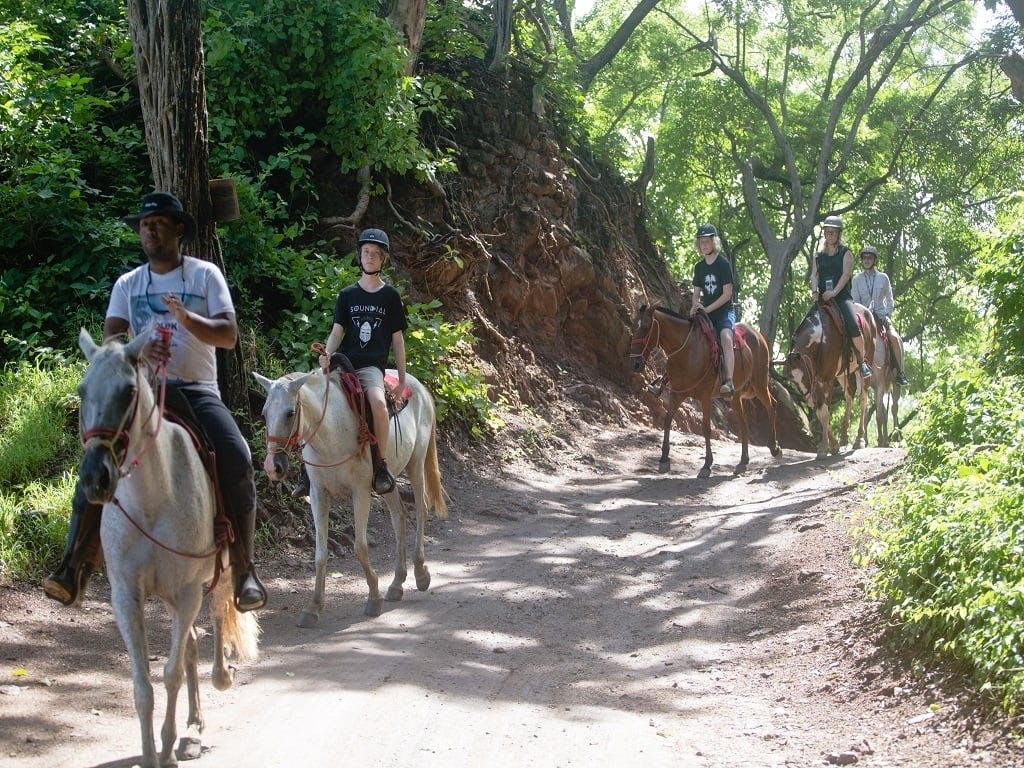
left=646, top=376, right=666, bottom=397
left=230, top=503, right=267, bottom=612
left=370, top=441, right=396, bottom=495
left=43, top=486, right=103, bottom=606
left=895, top=368, right=909, bottom=386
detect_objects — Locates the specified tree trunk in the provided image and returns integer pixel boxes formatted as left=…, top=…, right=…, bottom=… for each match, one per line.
left=579, top=0, right=662, bottom=91
left=125, top=0, right=247, bottom=412
left=488, top=0, right=514, bottom=72
left=388, top=0, right=428, bottom=74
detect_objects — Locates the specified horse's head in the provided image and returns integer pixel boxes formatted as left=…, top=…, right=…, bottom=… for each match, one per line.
left=253, top=370, right=316, bottom=482
left=628, top=304, right=657, bottom=373
left=77, top=327, right=148, bottom=503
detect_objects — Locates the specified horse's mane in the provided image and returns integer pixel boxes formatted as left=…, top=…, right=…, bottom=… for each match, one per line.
left=653, top=305, right=689, bottom=320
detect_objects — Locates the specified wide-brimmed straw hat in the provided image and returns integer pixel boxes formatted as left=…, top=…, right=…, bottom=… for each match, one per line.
left=123, top=192, right=197, bottom=243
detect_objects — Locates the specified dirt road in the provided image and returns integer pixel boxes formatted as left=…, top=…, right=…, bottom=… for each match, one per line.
left=2, top=426, right=1018, bottom=767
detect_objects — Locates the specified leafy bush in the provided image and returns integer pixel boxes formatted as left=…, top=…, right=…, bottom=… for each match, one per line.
left=976, top=191, right=1024, bottom=377
left=856, top=360, right=1024, bottom=711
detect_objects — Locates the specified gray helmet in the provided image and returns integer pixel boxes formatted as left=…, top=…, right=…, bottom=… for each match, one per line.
left=696, top=223, right=718, bottom=238
left=860, top=245, right=878, bottom=258
left=822, top=215, right=843, bottom=230
left=357, top=228, right=390, bottom=252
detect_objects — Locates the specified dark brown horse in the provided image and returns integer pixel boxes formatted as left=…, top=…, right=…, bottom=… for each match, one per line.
left=783, top=301, right=877, bottom=459
left=629, top=305, right=782, bottom=478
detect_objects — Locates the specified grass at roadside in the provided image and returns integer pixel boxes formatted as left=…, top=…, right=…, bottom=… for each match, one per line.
left=0, top=358, right=82, bottom=584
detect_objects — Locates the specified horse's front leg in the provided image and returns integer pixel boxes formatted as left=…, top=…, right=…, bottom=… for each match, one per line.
left=111, top=586, right=158, bottom=768
left=352, top=487, right=383, bottom=617
left=853, top=376, right=868, bottom=449
left=813, top=393, right=832, bottom=460
left=384, top=488, right=409, bottom=602
left=659, top=404, right=677, bottom=473
left=298, top=485, right=331, bottom=628
left=698, top=397, right=713, bottom=479
left=733, top=395, right=750, bottom=474
left=178, top=625, right=204, bottom=761
left=161, top=593, right=202, bottom=765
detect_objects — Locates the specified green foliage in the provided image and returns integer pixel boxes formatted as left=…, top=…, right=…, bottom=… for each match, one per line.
left=203, top=0, right=452, bottom=181
left=977, top=193, right=1024, bottom=377
left=403, top=300, right=500, bottom=433
left=0, top=5, right=145, bottom=362
left=856, top=360, right=1024, bottom=711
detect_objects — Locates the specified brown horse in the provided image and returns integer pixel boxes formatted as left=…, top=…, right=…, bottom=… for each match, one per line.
left=783, top=301, right=877, bottom=459
left=629, top=305, right=782, bottom=478
left=866, top=315, right=903, bottom=447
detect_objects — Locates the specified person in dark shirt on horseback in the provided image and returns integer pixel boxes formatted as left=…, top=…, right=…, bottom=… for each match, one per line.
left=317, top=228, right=409, bottom=496
left=689, top=224, right=738, bottom=395
left=810, top=215, right=873, bottom=379
left=43, top=192, right=267, bottom=612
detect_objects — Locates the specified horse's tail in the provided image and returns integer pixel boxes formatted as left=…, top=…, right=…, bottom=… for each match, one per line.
left=211, top=576, right=261, bottom=665
left=424, top=420, right=449, bottom=520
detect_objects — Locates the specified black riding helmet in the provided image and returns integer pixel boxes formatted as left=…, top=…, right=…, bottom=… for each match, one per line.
left=353, top=228, right=390, bottom=271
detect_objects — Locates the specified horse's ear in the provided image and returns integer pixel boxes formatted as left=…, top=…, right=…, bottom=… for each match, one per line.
left=252, top=371, right=274, bottom=393
left=79, top=327, right=99, bottom=360
left=125, top=331, right=148, bottom=362
left=286, top=371, right=315, bottom=395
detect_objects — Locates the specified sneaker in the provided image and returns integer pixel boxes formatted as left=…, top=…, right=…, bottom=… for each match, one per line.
left=896, top=371, right=909, bottom=386
left=235, top=570, right=267, bottom=612
left=372, top=465, right=396, bottom=495
left=719, top=380, right=735, bottom=396
left=859, top=361, right=873, bottom=378
left=646, top=381, right=664, bottom=396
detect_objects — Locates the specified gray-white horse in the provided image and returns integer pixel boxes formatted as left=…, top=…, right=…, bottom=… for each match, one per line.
left=254, top=367, right=447, bottom=627
left=77, top=328, right=259, bottom=768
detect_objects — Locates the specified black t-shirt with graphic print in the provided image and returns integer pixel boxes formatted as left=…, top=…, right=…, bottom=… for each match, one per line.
left=332, top=283, right=409, bottom=372
left=692, top=255, right=735, bottom=315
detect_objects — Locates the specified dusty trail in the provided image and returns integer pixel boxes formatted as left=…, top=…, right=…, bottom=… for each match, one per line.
left=1, top=426, right=1017, bottom=767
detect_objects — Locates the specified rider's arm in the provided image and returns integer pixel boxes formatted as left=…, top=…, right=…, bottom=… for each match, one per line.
left=835, top=249, right=855, bottom=294
left=319, top=323, right=344, bottom=368
left=879, top=274, right=895, bottom=315
left=689, top=284, right=701, bottom=315
left=391, top=330, right=407, bottom=393
left=810, top=258, right=820, bottom=300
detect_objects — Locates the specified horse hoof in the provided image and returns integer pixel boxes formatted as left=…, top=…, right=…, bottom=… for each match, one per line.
left=297, top=610, right=320, bottom=628
left=658, top=461, right=671, bottom=474
left=771, top=445, right=783, bottom=458
left=364, top=597, right=384, bottom=617
left=816, top=452, right=827, bottom=461
left=385, top=584, right=404, bottom=602
left=697, top=466, right=711, bottom=479
left=176, top=735, right=202, bottom=761
left=415, top=568, right=431, bottom=592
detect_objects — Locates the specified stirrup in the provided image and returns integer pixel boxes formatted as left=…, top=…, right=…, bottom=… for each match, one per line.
left=859, top=361, right=873, bottom=378
left=372, top=465, right=396, bottom=495
left=234, top=568, right=267, bottom=612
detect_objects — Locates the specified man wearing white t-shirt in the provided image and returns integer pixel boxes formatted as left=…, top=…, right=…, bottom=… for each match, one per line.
left=44, top=192, right=266, bottom=612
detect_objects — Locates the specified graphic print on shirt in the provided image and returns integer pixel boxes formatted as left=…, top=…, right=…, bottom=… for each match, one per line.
left=703, top=274, right=719, bottom=300
left=355, top=316, right=383, bottom=347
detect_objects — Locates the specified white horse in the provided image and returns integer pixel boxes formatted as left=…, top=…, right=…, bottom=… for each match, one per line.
left=253, top=367, right=447, bottom=627
left=77, top=328, right=259, bottom=768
